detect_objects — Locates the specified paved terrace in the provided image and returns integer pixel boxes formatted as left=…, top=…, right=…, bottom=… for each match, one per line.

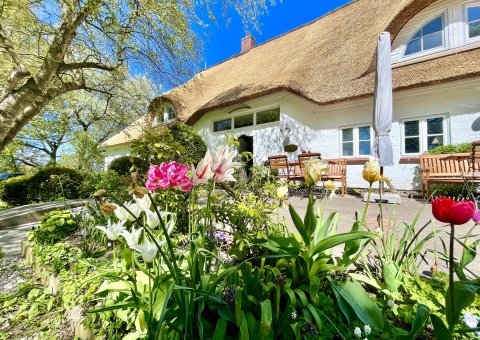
left=282, top=194, right=480, bottom=275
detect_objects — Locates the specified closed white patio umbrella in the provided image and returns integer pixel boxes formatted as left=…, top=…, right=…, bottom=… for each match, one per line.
left=372, top=31, right=394, bottom=168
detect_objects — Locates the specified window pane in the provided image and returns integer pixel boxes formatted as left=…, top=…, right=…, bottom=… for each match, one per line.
left=405, top=137, right=420, bottom=153
left=405, top=38, right=421, bottom=55
left=422, top=16, right=443, bottom=36
left=167, top=107, right=176, bottom=121
left=234, top=114, right=254, bottom=129
left=342, top=128, right=353, bottom=142
left=342, top=142, right=354, bottom=156
left=412, top=30, right=422, bottom=39
left=423, top=31, right=443, bottom=50
left=359, top=126, right=370, bottom=141
left=468, top=7, right=480, bottom=22
left=404, top=120, right=419, bottom=136
left=256, top=108, right=280, bottom=125
left=427, top=117, right=443, bottom=134
left=214, top=119, right=231, bottom=132
left=359, top=141, right=371, bottom=156
left=470, top=21, right=480, bottom=38
left=427, top=135, right=443, bottom=150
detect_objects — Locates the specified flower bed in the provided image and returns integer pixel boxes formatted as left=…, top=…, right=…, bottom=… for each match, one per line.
left=17, top=145, right=480, bottom=339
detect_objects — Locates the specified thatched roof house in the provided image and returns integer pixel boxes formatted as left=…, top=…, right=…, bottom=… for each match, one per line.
left=103, top=0, right=480, bottom=190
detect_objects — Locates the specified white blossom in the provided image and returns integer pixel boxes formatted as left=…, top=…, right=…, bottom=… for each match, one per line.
left=133, top=194, right=152, bottom=212
left=145, top=209, right=160, bottom=229
left=463, top=313, right=479, bottom=328
left=131, top=238, right=165, bottom=263
left=121, top=227, right=142, bottom=247
left=96, top=220, right=126, bottom=241
left=354, top=327, right=362, bottom=338
left=364, top=325, right=371, bottom=335
left=387, top=299, right=395, bottom=308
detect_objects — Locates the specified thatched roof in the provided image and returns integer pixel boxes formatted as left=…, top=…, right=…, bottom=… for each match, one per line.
left=103, top=0, right=480, bottom=148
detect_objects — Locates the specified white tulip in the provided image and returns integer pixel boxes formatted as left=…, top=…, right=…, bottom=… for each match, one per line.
left=133, top=194, right=152, bottom=212
left=145, top=209, right=160, bottom=229
left=124, top=202, right=142, bottom=221
left=96, top=220, right=126, bottom=241
left=121, top=227, right=142, bottom=247
left=114, top=204, right=130, bottom=221
left=131, top=238, right=165, bottom=263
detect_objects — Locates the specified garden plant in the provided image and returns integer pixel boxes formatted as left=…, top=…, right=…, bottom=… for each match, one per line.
left=11, top=143, right=480, bottom=339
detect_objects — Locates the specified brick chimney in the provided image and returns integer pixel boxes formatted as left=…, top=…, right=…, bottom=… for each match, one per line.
left=241, top=35, right=255, bottom=53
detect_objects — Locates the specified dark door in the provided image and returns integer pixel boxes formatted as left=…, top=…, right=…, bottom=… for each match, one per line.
left=238, top=135, right=254, bottom=177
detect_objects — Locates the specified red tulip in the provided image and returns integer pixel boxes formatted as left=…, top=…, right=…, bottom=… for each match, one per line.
left=432, top=197, right=475, bottom=225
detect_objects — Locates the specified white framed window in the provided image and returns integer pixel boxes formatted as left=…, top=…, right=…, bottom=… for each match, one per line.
left=404, top=14, right=446, bottom=57
left=401, top=115, right=449, bottom=155
left=340, top=125, right=372, bottom=157
left=466, top=3, right=480, bottom=41
left=213, top=106, right=280, bottom=133
left=153, top=101, right=176, bottom=126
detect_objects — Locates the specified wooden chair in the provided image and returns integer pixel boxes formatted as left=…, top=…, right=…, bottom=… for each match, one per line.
left=268, top=155, right=303, bottom=182
left=298, top=152, right=322, bottom=176
left=463, top=140, right=480, bottom=184
left=322, top=158, right=347, bottom=196
left=419, top=153, right=470, bottom=198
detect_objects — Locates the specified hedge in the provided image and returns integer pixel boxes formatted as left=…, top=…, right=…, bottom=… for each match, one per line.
left=108, top=156, right=148, bottom=176
left=0, top=167, right=87, bottom=206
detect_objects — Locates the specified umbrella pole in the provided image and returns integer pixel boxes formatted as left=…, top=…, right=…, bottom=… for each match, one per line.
left=379, top=166, right=384, bottom=231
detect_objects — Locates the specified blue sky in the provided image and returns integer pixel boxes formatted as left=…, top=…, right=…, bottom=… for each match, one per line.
left=197, top=0, right=351, bottom=69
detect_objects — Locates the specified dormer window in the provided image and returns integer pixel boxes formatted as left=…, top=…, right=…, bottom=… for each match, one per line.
left=405, top=15, right=444, bottom=56
left=467, top=6, right=480, bottom=39
left=153, top=101, right=176, bottom=126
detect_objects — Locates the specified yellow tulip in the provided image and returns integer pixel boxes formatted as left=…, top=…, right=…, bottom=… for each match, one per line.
left=362, top=156, right=381, bottom=184
left=277, top=185, right=289, bottom=200
left=324, top=180, right=336, bottom=199
left=304, top=158, right=328, bottom=186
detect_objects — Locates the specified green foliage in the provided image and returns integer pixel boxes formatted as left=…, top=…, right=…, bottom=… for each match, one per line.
left=0, top=173, right=32, bottom=205
left=131, top=122, right=207, bottom=167
left=425, top=143, right=472, bottom=155
left=30, top=210, right=78, bottom=245
left=108, top=156, right=148, bottom=176
left=80, top=170, right=131, bottom=202
left=0, top=166, right=86, bottom=205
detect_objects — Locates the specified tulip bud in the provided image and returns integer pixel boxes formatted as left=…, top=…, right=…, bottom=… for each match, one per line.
left=362, top=156, right=381, bottom=185
left=304, top=158, right=328, bottom=186
left=277, top=185, right=288, bottom=200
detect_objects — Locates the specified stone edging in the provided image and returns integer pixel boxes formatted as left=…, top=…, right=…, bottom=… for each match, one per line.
left=20, top=240, right=94, bottom=339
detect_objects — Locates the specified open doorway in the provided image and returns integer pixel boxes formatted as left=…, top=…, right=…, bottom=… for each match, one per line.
left=238, top=135, right=253, bottom=178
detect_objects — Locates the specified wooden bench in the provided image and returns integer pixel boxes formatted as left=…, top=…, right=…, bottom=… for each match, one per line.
left=322, top=158, right=347, bottom=196
left=419, top=152, right=474, bottom=198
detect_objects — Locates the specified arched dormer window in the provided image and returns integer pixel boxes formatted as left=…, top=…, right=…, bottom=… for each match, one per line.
left=153, top=101, right=176, bottom=126
left=404, top=14, right=445, bottom=56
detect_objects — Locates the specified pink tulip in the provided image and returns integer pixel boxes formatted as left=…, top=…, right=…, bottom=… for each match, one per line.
left=210, top=146, right=240, bottom=183
left=146, top=161, right=192, bottom=192
left=192, top=151, right=214, bottom=187
left=473, top=210, right=480, bottom=224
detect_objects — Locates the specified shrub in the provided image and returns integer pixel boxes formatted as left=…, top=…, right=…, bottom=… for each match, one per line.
left=131, top=122, right=207, bottom=166
left=0, top=174, right=32, bottom=205
left=30, top=209, right=78, bottom=244
left=26, top=167, right=86, bottom=203
left=108, top=156, right=148, bottom=176
left=425, top=143, right=471, bottom=154
left=80, top=170, right=131, bottom=202
left=0, top=167, right=86, bottom=206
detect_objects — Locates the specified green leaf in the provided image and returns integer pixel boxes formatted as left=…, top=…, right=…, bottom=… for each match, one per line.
left=259, top=300, right=273, bottom=339
left=304, top=194, right=316, bottom=235
left=239, top=312, right=249, bottom=340
left=430, top=314, right=451, bottom=340
left=460, top=239, right=480, bottom=268
left=289, top=204, right=309, bottom=246
left=312, top=232, right=376, bottom=256
left=383, top=261, right=402, bottom=293
left=329, top=278, right=384, bottom=330
left=212, top=319, right=228, bottom=340
left=395, top=304, right=430, bottom=339
left=446, top=281, right=477, bottom=328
